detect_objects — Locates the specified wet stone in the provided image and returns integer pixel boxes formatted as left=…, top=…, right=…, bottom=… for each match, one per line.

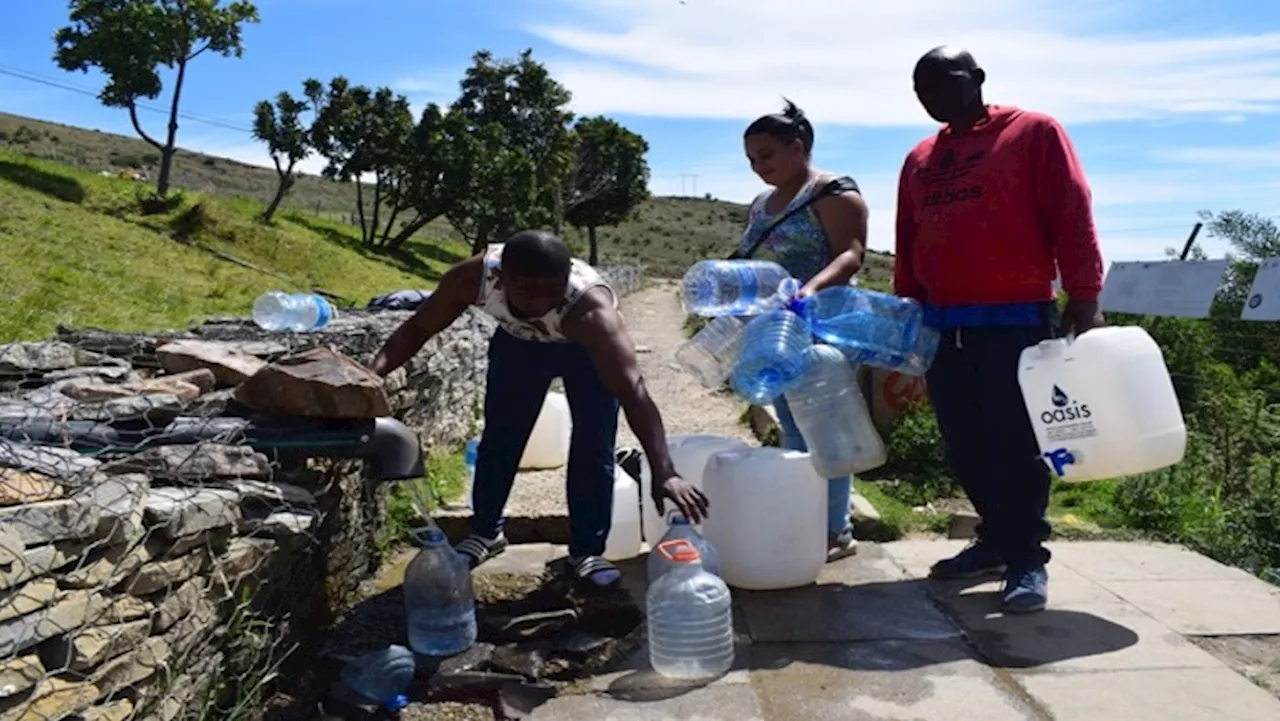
left=437, top=642, right=495, bottom=676
left=428, top=670, right=526, bottom=698
left=490, top=644, right=549, bottom=680
left=497, top=681, right=557, bottom=719
left=480, top=608, right=578, bottom=643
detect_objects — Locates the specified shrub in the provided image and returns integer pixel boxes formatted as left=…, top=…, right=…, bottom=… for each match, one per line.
left=881, top=400, right=958, bottom=506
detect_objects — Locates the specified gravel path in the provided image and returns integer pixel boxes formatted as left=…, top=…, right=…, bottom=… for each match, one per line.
left=499, top=280, right=754, bottom=518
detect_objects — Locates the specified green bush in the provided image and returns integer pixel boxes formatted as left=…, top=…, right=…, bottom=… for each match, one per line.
left=880, top=400, right=958, bottom=506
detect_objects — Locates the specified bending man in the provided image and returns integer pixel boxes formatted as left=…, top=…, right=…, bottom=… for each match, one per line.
left=369, top=230, right=708, bottom=589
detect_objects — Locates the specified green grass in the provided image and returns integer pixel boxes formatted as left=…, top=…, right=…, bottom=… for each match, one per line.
left=0, top=151, right=467, bottom=339
left=1, top=111, right=898, bottom=282
left=381, top=447, right=470, bottom=553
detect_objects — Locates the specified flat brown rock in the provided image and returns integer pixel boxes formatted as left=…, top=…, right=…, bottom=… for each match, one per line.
left=234, top=347, right=391, bottom=419
left=0, top=469, right=63, bottom=506
left=155, top=340, right=266, bottom=387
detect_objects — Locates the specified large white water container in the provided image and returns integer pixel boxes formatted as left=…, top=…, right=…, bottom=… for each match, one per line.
left=604, top=465, right=643, bottom=561
left=639, top=435, right=751, bottom=544
left=700, top=447, right=827, bottom=590
left=1017, top=326, right=1186, bottom=483
left=518, top=392, right=571, bottom=470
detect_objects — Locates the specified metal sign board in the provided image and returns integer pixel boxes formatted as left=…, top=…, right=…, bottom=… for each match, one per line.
left=1097, top=259, right=1227, bottom=319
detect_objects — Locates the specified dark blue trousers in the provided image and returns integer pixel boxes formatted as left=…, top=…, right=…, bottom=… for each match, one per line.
left=926, top=321, right=1056, bottom=568
left=470, top=328, right=620, bottom=558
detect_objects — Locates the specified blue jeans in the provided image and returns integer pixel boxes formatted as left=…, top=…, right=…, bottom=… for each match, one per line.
left=772, top=395, right=854, bottom=535
left=471, top=329, right=620, bottom=558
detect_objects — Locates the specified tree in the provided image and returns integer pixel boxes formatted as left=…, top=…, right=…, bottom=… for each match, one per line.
left=252, top=79, right=321, bottom=223
left=447, top=49, right=576, bottom=254
left=310, top=77, right=414, bottom=245
left=563, top=116, right=651, bottom=265
left=378, top=104, right=469, bottom=251
left=1194, top=209, right=1280, bottom=375
left=54, top=0, right=260, bottom=199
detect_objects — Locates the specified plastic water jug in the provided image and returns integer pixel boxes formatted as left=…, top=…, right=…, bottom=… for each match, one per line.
left=701, top=447, right=827, bottom=590
left=647, top=513, right=720, bottom=582
left=799, top=286, right=937, bottom=375
left=604, top=464, right=644, bottom=561
left=1017, top=326, right=1186, bottom=483
left=462, top=437, right=479, bottom=509
left=338, top=645, right=415, bottom=712
left=252, top=290, right=335, bottom=332
left=519, top=391, right=571, bottom=470
left=680, top=260, right=798, bottom=316
left=784, top=344, right=887, bottom=478
left=403, top=526, right=477, bottom=656
left=638, top=435, right=751, bottom=544
left=676, top=315, right=746, bottom=388
left=646, top=540, right=735, bottom=680
left=730, top=309, right=814, bottom=404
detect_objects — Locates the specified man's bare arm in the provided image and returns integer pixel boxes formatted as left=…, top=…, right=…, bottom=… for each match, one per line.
left=564, top=289, right=709, bottom=521
left=368, top=256, right=483, bottom=377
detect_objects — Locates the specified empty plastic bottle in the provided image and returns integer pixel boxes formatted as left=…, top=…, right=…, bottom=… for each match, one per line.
left=680, top=260, right=798, bottom=316
left=797, top=286, right=936, bottom=374
left=252, top=290, right=335, bottom=332
left=403, top=526, right=477, bottom=657
left=676, top=315, right=747, bottom=388
left=784, top=344, right=888, bottom=478
left=646, top=540, right=735, bottom=680
left=338, top=645, right=415, bottom=712
left=729, top=309, right=814, bottom=404
left=647, top=513, right=721, bottom=582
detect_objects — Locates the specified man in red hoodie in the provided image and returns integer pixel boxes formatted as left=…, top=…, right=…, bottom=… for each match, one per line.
left=894, top=46, right=1106, bottom=613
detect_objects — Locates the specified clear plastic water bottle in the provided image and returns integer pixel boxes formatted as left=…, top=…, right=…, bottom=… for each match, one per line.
left=729, top=309, right=814, bottom=404
left=675, top=315, right=746, bottom=388
left=796, top=286, right=936, bottom=375
left=403, top=526, right=477, bottom=657
left=680, top=260, right=797, bottom=316
left=784, top=344, right=888, bottom=478
left=647, top=513, right=720, bottom=583
left=646, top=540, right=734, bottom=680
left=252, top=290, right=335, bottom=332
left=463, top=438, right=480, bottom=509
left=338, top=645, right=415, bottom=712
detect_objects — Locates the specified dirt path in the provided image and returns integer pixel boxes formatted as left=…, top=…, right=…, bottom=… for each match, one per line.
left=499, top=280, right=754, bottom=518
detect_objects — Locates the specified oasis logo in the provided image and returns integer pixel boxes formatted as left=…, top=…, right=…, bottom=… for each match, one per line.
left=1041, top=385, right=1091, bottom=424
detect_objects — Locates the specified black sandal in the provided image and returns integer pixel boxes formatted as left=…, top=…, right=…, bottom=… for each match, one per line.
left=566, top=555, right=621, bottom=588
left=456, top=534, right=508, bottom=569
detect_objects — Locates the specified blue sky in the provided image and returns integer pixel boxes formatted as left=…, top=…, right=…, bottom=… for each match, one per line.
left=3, top=0, right=1280, bottom=265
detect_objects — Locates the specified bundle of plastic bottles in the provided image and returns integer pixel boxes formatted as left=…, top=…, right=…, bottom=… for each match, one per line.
left=676, top=259, right=935, bottom=478
left=678, top=259, right=939, bottom=401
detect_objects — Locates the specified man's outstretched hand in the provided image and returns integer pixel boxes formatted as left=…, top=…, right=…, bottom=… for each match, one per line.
left=654, top=474, right=709, bottom=524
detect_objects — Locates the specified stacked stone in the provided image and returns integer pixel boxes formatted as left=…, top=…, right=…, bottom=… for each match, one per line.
left=0, top=341, right=373, bottom=721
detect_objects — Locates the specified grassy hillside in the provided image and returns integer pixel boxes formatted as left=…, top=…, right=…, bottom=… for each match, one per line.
left=0, top=151, right=467, bottom=340
left=0, top=111, right=896, bottom=286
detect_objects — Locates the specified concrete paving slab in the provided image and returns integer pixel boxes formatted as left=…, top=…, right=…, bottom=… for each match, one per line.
left=882, top=539, right=970, bottom=579
left=473, top=543, right=566, bottom=578
left=943, top=596, right=1226, bottom=672
left=1048, top=541, right=1258, bottom=582
left=925, top=562, right=1124, bottom=607
left=586, top=643, right=754, bottom=694
left=749, top=639, right=1044, bottom=721
left=1019, top=667, right=1280, bottom=721
left=738, top=546, right=961, bottom=644
left=1102, top=579, right=1280, bottom=636
left=529, top=683, right=765, bottom=721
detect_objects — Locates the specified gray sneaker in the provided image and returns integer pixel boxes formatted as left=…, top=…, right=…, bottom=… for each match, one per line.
left=827, top=526, right=858, bottom=562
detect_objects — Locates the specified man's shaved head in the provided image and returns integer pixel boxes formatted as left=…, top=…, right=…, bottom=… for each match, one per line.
left=912, top=46, right=987, bottom=126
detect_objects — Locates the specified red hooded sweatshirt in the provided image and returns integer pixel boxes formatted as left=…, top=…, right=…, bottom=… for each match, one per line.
left=893, top=105, right=1104, bottom=307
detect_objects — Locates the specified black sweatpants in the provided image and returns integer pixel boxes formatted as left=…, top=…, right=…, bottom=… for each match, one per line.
left=925, top=320, right=1057, bottom=568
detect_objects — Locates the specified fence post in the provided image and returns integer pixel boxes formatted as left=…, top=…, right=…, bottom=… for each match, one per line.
left=1178, top=222, right=1204, bottom=261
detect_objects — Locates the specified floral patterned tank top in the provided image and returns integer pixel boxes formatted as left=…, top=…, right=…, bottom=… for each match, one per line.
left=475, top=243, right=616, bottom=343
left=737, top=173, right=836, bottom=284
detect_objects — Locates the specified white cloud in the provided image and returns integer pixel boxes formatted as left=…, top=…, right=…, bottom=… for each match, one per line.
left=524, top=0, right=1280, bottom=126
left=1151, top=145, right=1280, bottom=168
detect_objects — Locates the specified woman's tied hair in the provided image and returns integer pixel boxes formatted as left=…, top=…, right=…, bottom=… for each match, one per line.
left=744, top=98, right=815, bottom=154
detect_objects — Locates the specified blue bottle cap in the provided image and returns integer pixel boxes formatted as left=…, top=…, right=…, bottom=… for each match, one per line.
left=384, top=694, right=409, bottom=711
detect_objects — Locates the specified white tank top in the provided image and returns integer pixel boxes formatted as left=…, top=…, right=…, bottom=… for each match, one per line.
left=475, top=243, right=616, bottom=342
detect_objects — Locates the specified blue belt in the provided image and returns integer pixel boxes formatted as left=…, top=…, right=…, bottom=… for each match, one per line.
left=923, top=302, right=1052, bottom=330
